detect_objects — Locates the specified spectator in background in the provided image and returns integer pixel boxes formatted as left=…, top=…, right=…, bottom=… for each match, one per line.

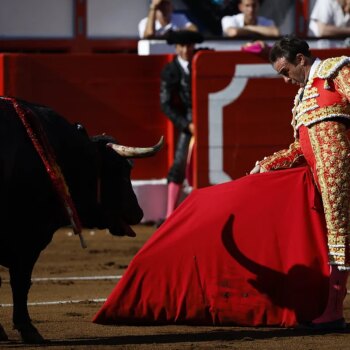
left=181, top=0, right=239, bottom=35
left=309, top=0, right=350, bottom=37
left=221, top=0, right=279, bottom=38
left=160, top=30, right=203, bottom=224
left=138, top=0, right=198, bottom=39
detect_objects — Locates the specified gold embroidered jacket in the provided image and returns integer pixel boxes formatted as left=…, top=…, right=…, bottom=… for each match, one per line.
left=260, top=56, right=350, bottom=171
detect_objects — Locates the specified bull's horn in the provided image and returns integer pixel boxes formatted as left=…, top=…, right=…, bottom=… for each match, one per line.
left=107, top=136, right=164, bottom=158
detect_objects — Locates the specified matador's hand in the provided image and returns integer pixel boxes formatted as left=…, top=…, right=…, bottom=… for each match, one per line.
left=250, top=163, right=261, bottom=174
left=250, top=161, right=268, bottom=174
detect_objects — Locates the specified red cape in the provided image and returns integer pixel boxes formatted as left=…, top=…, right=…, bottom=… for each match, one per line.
left=93, top=166, right=330, bottom=327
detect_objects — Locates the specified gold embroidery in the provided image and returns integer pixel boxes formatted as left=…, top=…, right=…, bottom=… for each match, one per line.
left=308, top=121, right=350, bottom=266
left=316, top=56, right=350, bottom=79
left=292, top=58, right=350, bottom=132
left=295, top=97, right=318, bottom=119
left=295, top=104, right=350, bottom=129
left=259, top=141, right=304, bottom=171
left=335, top=66, right=350, bottom=99
left=303, top=86, right=318, bottom=99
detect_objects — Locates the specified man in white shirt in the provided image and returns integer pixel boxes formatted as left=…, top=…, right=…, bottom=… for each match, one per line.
left=138, top=0, right=198, bottom=39
left=221, top=0, right=279, bottom=37
left=308, top=0, right=350, bottom=37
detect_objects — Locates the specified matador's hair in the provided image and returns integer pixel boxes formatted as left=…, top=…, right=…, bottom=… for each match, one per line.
left=269, top=35, right=312, bottom=64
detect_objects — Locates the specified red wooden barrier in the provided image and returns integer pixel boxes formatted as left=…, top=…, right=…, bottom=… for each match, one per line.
left=1, top=49, right=350, bottom=187
left=192, top=48, right=350, bottom=188
left=0, top=53, right=170, bottom=179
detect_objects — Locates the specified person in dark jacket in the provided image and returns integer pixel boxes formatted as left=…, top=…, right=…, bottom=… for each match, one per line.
left=160, top=30, right=203, bottom=221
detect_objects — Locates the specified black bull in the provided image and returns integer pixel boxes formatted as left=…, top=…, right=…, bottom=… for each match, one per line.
left=0, top=97, right=162, bottom=343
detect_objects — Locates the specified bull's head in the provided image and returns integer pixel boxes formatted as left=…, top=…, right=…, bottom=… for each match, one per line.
left=92, top=135, right=163, bottom=237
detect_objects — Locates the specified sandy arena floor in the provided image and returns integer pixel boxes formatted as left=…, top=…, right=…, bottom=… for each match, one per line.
left=0, top=225, right=350, bottom=350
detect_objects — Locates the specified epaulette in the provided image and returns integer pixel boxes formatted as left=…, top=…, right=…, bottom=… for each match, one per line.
left=316, top=56, right=350, bottom=80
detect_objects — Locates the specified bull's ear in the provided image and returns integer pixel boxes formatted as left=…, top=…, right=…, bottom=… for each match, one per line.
left=75, top=123, right=89, bottom=137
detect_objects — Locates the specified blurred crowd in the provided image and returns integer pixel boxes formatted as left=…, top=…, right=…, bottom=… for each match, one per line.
left=138, top=0, right=350, bottom=40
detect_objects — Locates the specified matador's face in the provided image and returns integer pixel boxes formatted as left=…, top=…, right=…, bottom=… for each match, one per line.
left=273, top=54, right=308, bottom=87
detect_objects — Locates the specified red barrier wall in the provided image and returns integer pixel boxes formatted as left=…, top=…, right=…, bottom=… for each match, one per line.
left=1, top=49, right=350, bottom=185
left=0, top=53, right=170, bottom=179
left=192, top=48, right=350, bottom=188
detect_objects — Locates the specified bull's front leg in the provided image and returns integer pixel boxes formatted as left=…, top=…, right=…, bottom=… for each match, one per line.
left=9, top=257, right=46, bottom=344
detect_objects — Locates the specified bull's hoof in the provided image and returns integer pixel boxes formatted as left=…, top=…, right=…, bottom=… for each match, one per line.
left=15, top=323, right=49, bottom=344
left=0, top=324, right=8, bottom=341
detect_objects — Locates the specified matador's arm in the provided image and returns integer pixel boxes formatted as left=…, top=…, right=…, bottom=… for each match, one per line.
left=258, top=140, right=305, bottom=172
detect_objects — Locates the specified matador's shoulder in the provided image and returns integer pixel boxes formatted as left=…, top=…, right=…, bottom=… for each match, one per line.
left=316, top=56, right=350, bottom=79
left=161, top=60, right=181, bottom=83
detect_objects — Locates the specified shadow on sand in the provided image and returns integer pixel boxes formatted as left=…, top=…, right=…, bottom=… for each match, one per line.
left=4, top=325, right=349, bottom=348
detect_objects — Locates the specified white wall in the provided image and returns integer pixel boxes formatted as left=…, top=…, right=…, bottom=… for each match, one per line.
left=0, top=0, right=150, bottom=39
left=87, top=0, right=148, bottom=38
left=0, top=0, right=74, bottom=38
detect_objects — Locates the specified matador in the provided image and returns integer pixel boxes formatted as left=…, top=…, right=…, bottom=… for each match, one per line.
left=251, top=36, right=350, bottom=330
